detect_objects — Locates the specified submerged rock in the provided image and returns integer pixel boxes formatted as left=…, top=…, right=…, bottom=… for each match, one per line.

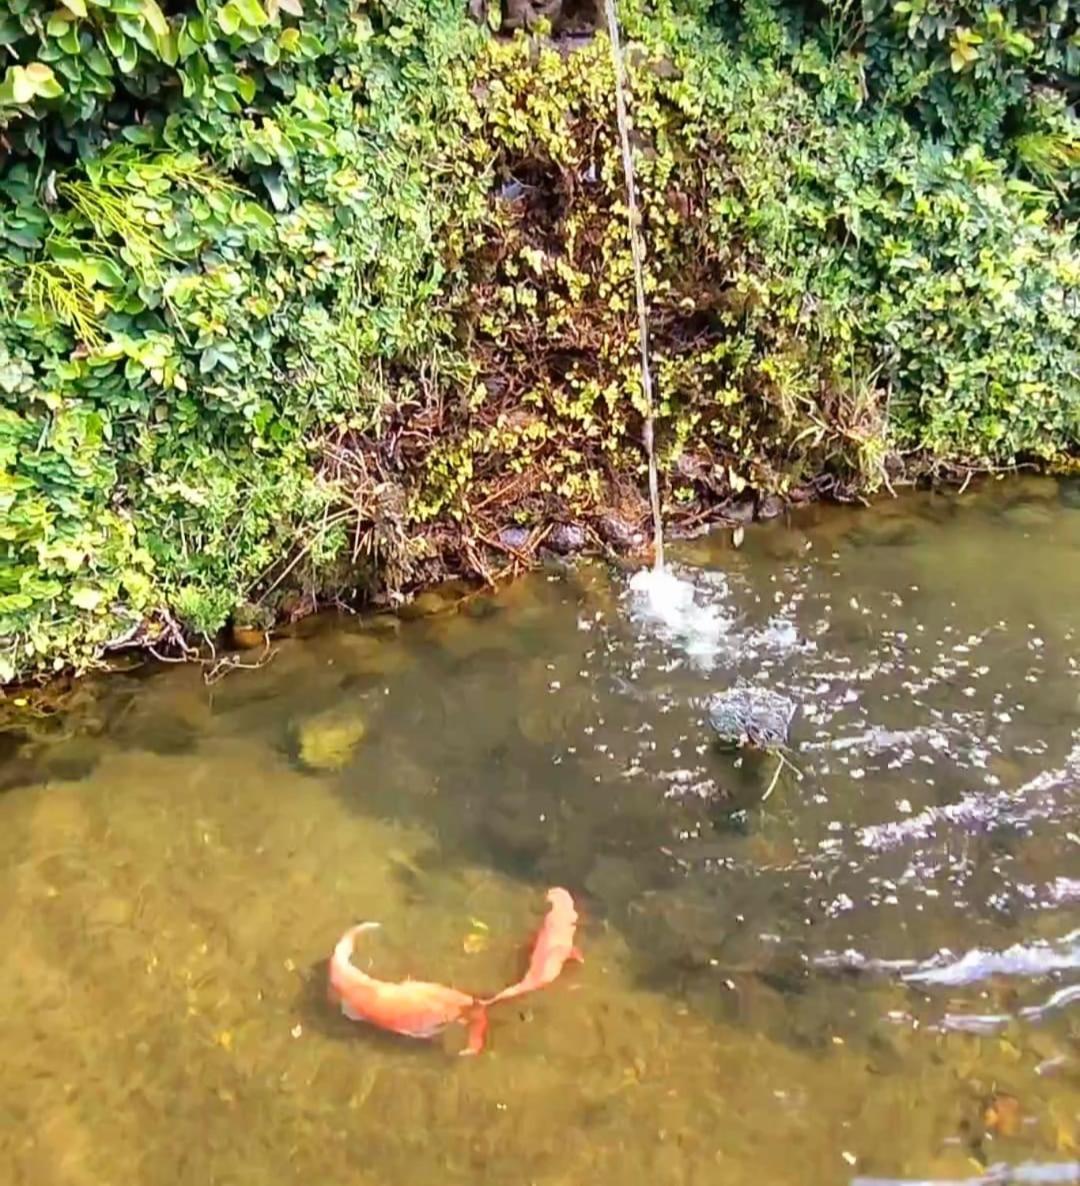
left=294, top=708, right=367, bottom=771
left=707, top=686, right=796, bottom=749
left=756, top=494, right=784, bottom=521
left=1058, top=477, right=1080, bottom=510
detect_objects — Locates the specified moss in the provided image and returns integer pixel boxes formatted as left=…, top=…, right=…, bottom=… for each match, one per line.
left=294, top=709, right=368, bottom=773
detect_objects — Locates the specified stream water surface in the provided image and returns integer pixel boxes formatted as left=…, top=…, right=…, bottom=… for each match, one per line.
left=2, top=478, right=1079, bottom=1186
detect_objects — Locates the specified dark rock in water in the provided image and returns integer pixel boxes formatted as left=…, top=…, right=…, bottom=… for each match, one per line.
left=756, top=494, right=784, bottom=521
left=547, top=522, right=587, bottom=554
left=727, top=498, right=756, bottom=524
left=480, top=788, right=554, bottom=864
left=707, top=686, right=796, bottom=748
left=597, top=512, right=642, bottom=549
left=1058, top=477, right=1080, bottom=510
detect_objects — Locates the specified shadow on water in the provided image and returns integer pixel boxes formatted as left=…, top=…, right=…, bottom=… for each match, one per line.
left=2, top=479, right=1080, bottom=1185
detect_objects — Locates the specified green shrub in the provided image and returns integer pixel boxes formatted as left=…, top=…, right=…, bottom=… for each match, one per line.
left=0, top=0, right=1077, bottom=685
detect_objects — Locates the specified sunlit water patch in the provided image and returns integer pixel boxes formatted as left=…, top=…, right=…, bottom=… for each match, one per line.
left=2, top=477, right=1079, bottom=1185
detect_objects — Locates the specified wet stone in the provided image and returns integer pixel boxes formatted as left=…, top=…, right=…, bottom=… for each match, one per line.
left=1057, top=476, right=1080, bottom=510
left=498, top=526, right=531, bottom=552
left=756, top=494, right=784, bottom=520
left=547, top=522, right=587, bottom=554
left=398, top=590, right=456, bottom=621
left=1002, top=501, right=1055, bottom=530
left=597, top=513, right=643, bottom=549
left=293, top=707, right=367, bottom=772
left=727, top=497, right=756, bottom=524
left=707, top=686, right=797, bottom=748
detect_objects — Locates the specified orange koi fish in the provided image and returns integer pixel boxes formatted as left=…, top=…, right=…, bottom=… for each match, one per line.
left=328, top=923, right=489, bottom=1055
left=485, top=887, right=583, bottom=1004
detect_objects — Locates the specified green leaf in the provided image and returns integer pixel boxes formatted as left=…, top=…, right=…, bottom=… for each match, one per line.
left=86, top=257, right=126, bottom=288
left=10, top=66, right=36, bottom=104
left=104, top=23, right=128, bottom=60
left=70, top=587, right=105, bottom=611
left=217, top=3, right=241, bottom=35
left=236, top=200, right=275, bottom=231
left=117, top=38, right=140, bottom=73
left=47, top=13, right=76, bottom=36
left=0, top=592, right=34, bottom=613
left=260, top=169, right=289, bottom=210
left=232, top=0, right=268, bottom=27
left=25, top=62, right=63, bottom=99
left=61, top=0, right=88, bottom=16
left=141, top=0, right=169, bottom=37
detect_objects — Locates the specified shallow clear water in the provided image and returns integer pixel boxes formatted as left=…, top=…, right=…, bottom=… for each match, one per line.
left=2, top=477, right=1079, bottom=1186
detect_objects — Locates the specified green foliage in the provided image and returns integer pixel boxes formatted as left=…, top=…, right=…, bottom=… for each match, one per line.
left=0, top=0, right=1077, bottom=684
left=1, top=0, right=489, bottom=682
left=715, top=0, right=1080, bottom=195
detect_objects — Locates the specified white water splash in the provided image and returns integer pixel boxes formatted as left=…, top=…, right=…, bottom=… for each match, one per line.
left=627, top=566, right=731, bottom=667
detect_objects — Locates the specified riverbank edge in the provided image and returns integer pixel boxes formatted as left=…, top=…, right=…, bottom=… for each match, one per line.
left=5, top=462, right=1073, bottom=702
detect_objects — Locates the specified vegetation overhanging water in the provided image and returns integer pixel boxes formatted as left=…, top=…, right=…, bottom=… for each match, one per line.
left=2, top=481, right=1079, bottom=1185
left=2, top=0, right=1077, bottom=684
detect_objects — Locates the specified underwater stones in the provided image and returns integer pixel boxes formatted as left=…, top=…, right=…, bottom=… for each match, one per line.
left=584, top=855, right=642, bottom=911
left=1001, top=501, right=1054, bottom=530
left=398, top=589, right=456, bottom=621
left=1057, top=477, right=1080, bottom=510
left=707, top=686, right=796, bottom=749
left=332, top=632, right=409, bottom=677
left=756, top=494, right=784, bottom=521
left=294, top=708, right=367, bottom=772
left=480, top=788, right=555, bottom=864
left=230, top=625, right=268, bottom=650
left=36, top=735, right=101, bottom=782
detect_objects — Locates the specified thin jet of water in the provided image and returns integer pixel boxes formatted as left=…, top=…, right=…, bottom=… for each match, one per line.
left=604, top=0, right=717, bottom=638
left=602, top=0, right=663, bottom=573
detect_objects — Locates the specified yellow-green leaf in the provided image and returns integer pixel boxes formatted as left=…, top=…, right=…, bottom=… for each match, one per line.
left=218, top=3, right=241, bottom=35
left=61, top=0, right=88, bottom=16
left=11, top=67, right=35, bottom=104
left=70, top=587, right=105, bottom=611
left=141, top=0, right=169, bottom=38
left=232, top=0, right=268, bottom=27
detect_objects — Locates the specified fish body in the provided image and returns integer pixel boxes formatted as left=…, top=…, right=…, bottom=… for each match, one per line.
left=328, top=923, right=488, bottom=1054
left=485, top=888, right=583, bottom=1004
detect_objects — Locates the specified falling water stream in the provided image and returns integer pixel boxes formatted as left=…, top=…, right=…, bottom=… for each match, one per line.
left=602, top=0, right=731, bottom=648
left=603, top=0, right=665, bottom=572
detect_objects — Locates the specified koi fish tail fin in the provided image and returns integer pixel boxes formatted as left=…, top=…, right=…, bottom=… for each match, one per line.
left=570, top=946, right=584, bottom=963
left=459, top=1003, right=489, bottom=1057
left=480, top=979, right=530, bottom=1007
